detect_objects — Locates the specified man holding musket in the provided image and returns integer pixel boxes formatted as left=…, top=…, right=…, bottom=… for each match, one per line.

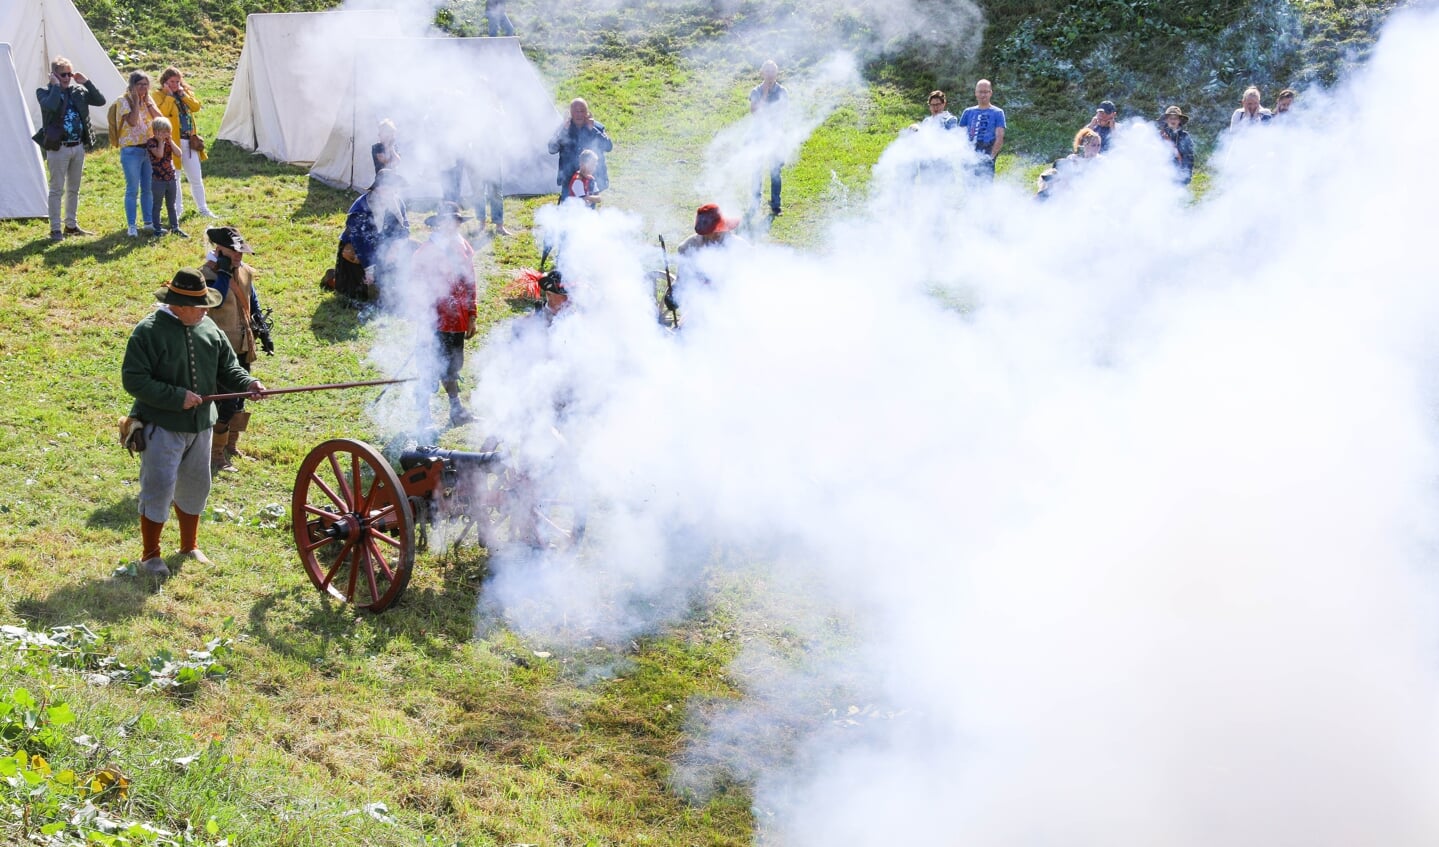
left=122, top=269, right=264, bottom=578
left=201, top=225, right=267, bottom=473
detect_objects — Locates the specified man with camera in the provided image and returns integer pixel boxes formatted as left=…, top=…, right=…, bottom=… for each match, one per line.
left=34, top=56, right=106, bottom=242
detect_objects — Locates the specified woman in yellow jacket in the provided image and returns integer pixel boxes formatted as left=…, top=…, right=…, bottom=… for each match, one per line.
left=156, top=67, right=216, bottom=218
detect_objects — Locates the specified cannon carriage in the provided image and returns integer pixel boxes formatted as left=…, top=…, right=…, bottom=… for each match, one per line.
left=291, top=437, right=581, bottom=613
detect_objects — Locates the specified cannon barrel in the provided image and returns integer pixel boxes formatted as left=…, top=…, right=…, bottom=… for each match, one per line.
left=399, top=445, right=505, bottom=473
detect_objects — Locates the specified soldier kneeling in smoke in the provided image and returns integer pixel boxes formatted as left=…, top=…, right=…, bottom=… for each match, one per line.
left=335, top=168, right=412, bottom=303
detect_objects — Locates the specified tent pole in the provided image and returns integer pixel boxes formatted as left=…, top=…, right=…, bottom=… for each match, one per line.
left=40, top=0, right=49, bottom=74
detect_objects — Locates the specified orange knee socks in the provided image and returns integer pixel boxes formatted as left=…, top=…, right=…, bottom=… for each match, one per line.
left=141, top=515, right=165, bottom=561
left=175, top=507, right=200, bottom=554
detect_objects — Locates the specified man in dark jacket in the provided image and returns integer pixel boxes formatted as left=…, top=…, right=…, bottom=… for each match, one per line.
left=122, top=269, right=265, bottom=577
left=547, top=98, right=614, bottom=194
left=336, top=168, right=411, bottom=300
left=34, top=55, right=106, bottom=241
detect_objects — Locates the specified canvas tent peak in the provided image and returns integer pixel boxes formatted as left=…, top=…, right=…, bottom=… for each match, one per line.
left=218, top=10, right=407, bottom=165
left=0, top=0, right=126, bottom=133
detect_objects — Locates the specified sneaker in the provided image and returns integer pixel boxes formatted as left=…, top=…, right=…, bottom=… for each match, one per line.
left=49, top=231, right=63, bottom=242
left=493, top=224, right=516, bottom=237
left=64, top=225, right=94, bottom=236
left=141, top=557, right=170, bottom=578
left=200, top=209, right=219, bottom=219
left=127, top=226, right=138, bottom=237
left=181, top=549, right=213, bottom=566
left=172, top=229, right=190, bottom=239
left=771, top=207, right=782, bottom=217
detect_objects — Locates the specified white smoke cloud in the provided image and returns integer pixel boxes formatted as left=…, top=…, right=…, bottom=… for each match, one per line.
left=301, top=0, right=1439, bottom=841
left=697, top=52, right=865, bottom=213
left=460, top=4, right=1439, bottom=844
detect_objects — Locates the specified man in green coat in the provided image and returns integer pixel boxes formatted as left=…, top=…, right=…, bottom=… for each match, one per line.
left=121, top=268, right=265, bottom=578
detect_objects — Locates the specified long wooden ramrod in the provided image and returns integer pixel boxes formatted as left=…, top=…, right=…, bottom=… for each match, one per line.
left=201, top=378, right=413, bottom=403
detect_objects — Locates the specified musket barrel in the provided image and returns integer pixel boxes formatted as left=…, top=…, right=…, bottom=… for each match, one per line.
left=201, top=378, right=412, bottom=403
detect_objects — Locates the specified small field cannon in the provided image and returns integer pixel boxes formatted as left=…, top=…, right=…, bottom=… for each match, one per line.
left=291, top=438, right=581, bottom=612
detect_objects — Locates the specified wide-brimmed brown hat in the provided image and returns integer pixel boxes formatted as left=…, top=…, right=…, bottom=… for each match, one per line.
left=1161, top=105, right=1189, bottom=125
left=424, top=201, right=473, bottom=228
left=154, top=268, right=223, bottom=307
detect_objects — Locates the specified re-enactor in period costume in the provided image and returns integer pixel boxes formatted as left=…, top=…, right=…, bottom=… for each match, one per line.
left=122, top=269, right=264, bottom=578
left=412, top=202, right=479, bottom=429
left=200, top=225, right=265, bottom=472
left=336, top=168, right=411, bottom=302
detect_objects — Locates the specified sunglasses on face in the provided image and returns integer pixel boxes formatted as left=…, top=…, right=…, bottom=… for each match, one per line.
left=57, top=72, right=72, bottom=78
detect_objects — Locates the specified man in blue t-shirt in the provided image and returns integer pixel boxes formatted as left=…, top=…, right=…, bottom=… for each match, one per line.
left=957, top=79, right=1006, bottom=180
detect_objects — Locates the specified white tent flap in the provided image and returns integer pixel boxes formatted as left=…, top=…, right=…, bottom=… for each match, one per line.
left=309, top=36, right=559, bottom=197
left=0, top=42, right=49, bottom=219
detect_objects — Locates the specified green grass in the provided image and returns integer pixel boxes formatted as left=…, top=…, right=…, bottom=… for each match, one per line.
left=2, top=0, right=1405, bottom=841
left=0, top=62, right=768, bottom=844
left=3, top=30, right=941, bottom=845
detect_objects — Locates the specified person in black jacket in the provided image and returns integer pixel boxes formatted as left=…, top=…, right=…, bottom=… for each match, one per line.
left=34, top=55, right=106, bottom=241
left=1158, top=105, right=1195, bottom=185
left=548, top=99, right=614, bottom=195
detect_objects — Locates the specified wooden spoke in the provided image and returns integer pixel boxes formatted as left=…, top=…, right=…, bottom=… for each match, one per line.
left=326, top=451, right=352, bottom=506
left=365, top=535, right=396, bottom=582
left=292, top=439, right=413, bottom=612
left=306, top=472, right=348, bottom=514
left=321, top=536, right=358, bottom=590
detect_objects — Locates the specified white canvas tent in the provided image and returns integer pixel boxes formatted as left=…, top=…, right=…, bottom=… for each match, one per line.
left=0, top=0, right=125, bottom=133
left=0, top=43, right=48, bottom=220
left=309, top=36, right=559, bottom=197
left=218, top=10, right=402, bottom=164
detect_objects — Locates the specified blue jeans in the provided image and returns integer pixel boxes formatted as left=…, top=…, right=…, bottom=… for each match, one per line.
left=442, top=164, right=504, bottom=226
left=754, top=162, right=782, bottom=214
left=120, top=146, right=154, bottom=228
left=481, top=181, right=503, bottom=226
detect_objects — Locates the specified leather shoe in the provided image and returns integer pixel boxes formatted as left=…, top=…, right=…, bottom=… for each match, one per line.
left=141, top=557, right=171, bottom=578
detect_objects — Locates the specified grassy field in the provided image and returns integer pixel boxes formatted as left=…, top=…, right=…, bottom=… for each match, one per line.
left=0, top=28, right=934, bottom=846
left=2, top=0, right=1405, bottom=841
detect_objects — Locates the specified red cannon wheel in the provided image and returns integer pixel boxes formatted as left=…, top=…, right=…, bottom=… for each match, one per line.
left=291, top=438, right=414, bottom=612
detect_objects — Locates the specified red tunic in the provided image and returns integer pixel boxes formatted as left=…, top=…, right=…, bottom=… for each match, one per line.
left=412, top=234, right=476, bottom=333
